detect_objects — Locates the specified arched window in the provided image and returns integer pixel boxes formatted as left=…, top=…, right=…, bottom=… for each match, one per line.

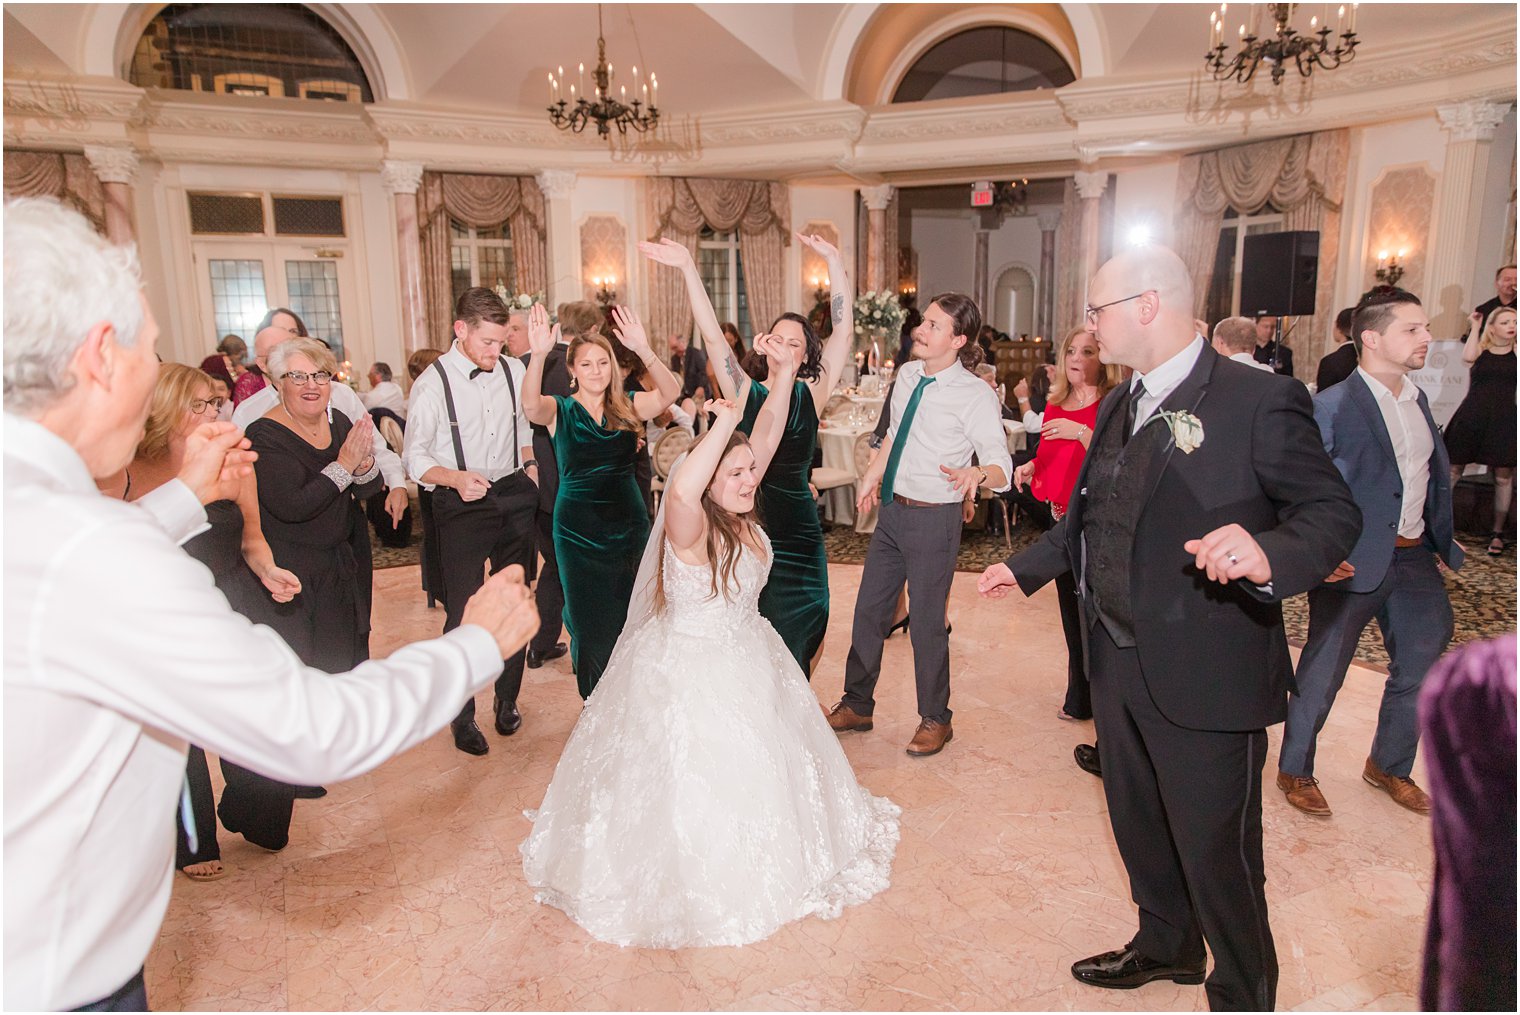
left=129, top=4, right=373, bottom=103
left=892, top=27, right=1075, bottom=103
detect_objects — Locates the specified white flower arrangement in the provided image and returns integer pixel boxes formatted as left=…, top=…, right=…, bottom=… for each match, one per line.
left=1145, top=409, right=1205, bottom=454
left=853, top=290, right=906, bottom=338
left=492, top=283, right=547, bottom=311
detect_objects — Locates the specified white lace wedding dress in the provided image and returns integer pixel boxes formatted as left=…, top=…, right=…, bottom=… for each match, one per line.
left=520, top=527, right=901, bottom=948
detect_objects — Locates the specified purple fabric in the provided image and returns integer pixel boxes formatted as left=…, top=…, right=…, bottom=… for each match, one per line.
left=1419, top=634, right=1517, bottom=1011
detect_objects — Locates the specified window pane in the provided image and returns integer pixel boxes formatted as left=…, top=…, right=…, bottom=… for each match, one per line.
left=450, top=218, right=468, bottom=240
left=735, top=246, right=752, bottom=343
left=272, top=196, right=344, bottom=236
left=208, top=259, right=268, bottom=342
left=188, top=193, right=264, bottom=234
left=1206, top=227, right=1238, bottom=326
left=284, top=260, right=344, bottom=359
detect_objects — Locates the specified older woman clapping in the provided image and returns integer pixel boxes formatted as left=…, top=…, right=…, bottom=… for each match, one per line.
left=246, top=338, right=382, bottom=674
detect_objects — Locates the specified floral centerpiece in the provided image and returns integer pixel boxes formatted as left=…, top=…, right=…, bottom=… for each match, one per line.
left=854, top=290, right=906, bottom=341
left=492, top=283, right=549, bottom=313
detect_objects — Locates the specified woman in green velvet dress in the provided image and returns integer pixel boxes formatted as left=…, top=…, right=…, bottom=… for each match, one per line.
left=522, top=303, right=681, bottom=698
left=640, top=233, right=855, bottom=675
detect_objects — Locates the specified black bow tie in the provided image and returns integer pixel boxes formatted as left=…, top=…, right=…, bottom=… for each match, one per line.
left=470, top=367, right=493, bottom=379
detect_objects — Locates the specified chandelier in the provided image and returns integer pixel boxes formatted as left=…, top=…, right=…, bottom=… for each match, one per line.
left=547, top=4, right=658, bottom=137
left=1204, top=3, right=1360, bottom=86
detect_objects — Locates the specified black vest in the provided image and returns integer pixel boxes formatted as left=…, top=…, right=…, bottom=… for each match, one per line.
left=1081, top=390, right=1170, bottom=647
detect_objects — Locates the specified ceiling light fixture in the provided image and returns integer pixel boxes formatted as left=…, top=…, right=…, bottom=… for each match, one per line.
left=548, top=3, right=659, bottom=137
left=1204, top=2, right=1360, bottom=86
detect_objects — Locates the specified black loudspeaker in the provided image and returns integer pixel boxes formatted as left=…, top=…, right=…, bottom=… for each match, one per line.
left=1240, top=230, right=1319, bottom=317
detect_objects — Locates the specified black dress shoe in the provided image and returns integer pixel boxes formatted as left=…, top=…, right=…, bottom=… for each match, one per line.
left=526, top=642, right=568, bottom=669
left=887, top=615, right=910, bottom=637
left=1072, top=945, right=1206, bottom=990
left=493, top=696, right=522, bottom=736
left=451, top=719, right=489, bottom=756
left=1074, top=743, right=1102, bottom=778
left=292, top=785, right=327, bottom=799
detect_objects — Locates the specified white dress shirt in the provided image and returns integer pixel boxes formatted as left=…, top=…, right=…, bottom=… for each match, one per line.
left=233, top=380, right=405, bottom=487
left=1357, top=367, right=1434, bottom=539
left=1130, top=336, right=1207, bottom=434
left=1229, top=351, right=1276, bottom=373
left=883, top=358, right=1013, bottom=502
left=362, top=379, right=407, bottom=418
left=2, top=414, right=503, bottom=1011
left=403, top=345, right=534, bottom=489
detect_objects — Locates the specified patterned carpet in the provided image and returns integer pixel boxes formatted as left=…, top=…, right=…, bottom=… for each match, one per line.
left=372, top=516, right=1517, bottom=670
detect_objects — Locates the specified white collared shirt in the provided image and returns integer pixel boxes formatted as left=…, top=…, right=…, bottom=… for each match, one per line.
left=1230, top=351, right=1275, bottom=373
left=233, top=379, right=405, bottom=487
left=362, top=379, right=407, bottom=418
left=1130, top=336, right=1207, bottom=433
left=884, top=358, right=1013, bottom=503
left=403, top=345, right=534, bottom=488
left=2, top=414, right=502, bottom=1011
left=1357, top=367, right=1434, bottom=539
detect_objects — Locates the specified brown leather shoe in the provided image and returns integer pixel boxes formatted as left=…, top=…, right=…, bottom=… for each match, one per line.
left=1275, top=771, right=1332, bottom=816
left=827, top=702, right=873, bottom=733
left=906, top=718, right=953, bottom=756
left=1362, top=758, right=1431, bottom=814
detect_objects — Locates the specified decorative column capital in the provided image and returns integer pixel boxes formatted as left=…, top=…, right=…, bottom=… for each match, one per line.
left=859, top=184, right=895, bottom=212
left=1036, top=209, right=1063, bottom=232
left=82, top=145, right=139, bottom=185
left=536, top=169, right=577, bottom=201
left=1436, top=100, right=1510, bottom=143
left=380, top=160, right=424, bottom=195
left=1073, top=170, right=1110, bottom=201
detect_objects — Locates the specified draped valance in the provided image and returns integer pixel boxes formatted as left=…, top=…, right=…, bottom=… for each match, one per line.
left=3, top=149, right=106, bottom=234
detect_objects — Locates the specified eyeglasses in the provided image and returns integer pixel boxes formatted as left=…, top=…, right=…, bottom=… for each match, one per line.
left=189, top=397, right=226, bottom=414
left=1084, top=291, right=1151, bottom=326
left=282, top=370, right=332, bottom=386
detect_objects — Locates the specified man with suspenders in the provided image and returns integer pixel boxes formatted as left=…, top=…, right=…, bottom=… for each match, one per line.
left=404, top=287, right=538, bottom=755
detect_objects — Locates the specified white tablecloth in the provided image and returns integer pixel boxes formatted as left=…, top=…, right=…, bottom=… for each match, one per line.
left=818, top=422, right=874, bottom=530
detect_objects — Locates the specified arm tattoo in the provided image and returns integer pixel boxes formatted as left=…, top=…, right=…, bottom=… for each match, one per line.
left=725, top=355, right=740, bottom=383
left=831, top=292, right=847, bottom=331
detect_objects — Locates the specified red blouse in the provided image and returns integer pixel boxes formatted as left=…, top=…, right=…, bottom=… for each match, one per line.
left=1030, top=399, right=1100, bottom=517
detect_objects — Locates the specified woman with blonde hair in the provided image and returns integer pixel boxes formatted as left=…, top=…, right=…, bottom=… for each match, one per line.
left=522, top=341, right=899, bottom=947
left=522, top=303, right=680, bottom=697
left=1012, top=325, right=1123, bottom=724
left=98, top=362, right=301, bottom=878
left=1445, top=305, right=1517, bottom=556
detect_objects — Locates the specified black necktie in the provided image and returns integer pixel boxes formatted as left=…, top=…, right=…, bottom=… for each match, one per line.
left=1123, top=382, right=1141, bottom=445
left=470, top=367, right=492, bottom=379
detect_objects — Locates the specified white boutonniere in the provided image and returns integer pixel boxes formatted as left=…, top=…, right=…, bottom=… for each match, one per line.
left=1145, top=409, right=1205, bottom=454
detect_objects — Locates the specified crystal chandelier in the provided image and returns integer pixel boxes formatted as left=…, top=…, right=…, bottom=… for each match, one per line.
left=1204, top=3, right=1360, bottom=86
left=547, top=4, right=659, bottom=137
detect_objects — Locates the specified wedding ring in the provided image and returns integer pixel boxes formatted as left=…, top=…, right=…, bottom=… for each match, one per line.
left=1227, top=553, right=1240, bottom=565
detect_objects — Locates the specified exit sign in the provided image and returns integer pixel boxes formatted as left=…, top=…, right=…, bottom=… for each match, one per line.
left=970, top=181, right=993, bottom=207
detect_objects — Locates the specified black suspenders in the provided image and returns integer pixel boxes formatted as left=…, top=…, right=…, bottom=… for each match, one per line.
left=432, top=355, right=521, bottom=474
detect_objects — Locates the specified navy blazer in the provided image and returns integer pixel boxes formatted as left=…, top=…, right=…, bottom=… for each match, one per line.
left=1313, top=370, right=1464, bottom=592
left=1007, top=345, right=1361, bottom=731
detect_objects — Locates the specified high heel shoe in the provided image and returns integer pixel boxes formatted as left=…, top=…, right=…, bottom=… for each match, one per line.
left=888, top=615, right=910, bottom=637
left=1488, top=533, right=1506, bottom=557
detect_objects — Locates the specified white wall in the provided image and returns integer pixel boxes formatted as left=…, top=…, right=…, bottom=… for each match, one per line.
left=789, top=184, right=858, bottom=310
left=1111, top=160, right=1182, bottom=249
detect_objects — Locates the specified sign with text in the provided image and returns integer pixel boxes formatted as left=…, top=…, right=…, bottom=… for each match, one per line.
left=1409, top=340, right=1470, bottom=428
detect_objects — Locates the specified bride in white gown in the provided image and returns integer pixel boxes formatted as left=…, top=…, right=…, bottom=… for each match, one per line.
left=520, top=340, right=900, bottom=949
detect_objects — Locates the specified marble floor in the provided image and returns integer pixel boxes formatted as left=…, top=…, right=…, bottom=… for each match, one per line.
left=146, top=564, right=1433, bottom=1011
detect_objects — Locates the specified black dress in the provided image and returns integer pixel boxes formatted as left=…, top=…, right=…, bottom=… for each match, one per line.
left=247, top=413, right=381, bottom=671
left=174, top=499, right=276, bottom=868
left=1444, top=350, right=1517, bottom=467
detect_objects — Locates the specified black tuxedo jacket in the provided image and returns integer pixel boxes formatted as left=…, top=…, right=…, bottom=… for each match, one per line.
left=522, top=344, right=571, bottom=512
left=1008, top=344, right=1361, bottom=731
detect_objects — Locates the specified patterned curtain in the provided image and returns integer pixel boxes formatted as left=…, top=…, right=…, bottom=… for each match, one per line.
left=644, top=177, right=790, bottom=351
left=417, top=172, right=547, bottom=349
left=1173, top=129, right=1350, bottom=379
left=3, top=149, right=106, bottom=233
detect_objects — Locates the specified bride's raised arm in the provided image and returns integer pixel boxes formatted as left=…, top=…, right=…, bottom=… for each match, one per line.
left=639, top=238, right=751, bottom=405
left=665, top=398, right=743, bottom=553
left=747, top=333, right=798, bottom=478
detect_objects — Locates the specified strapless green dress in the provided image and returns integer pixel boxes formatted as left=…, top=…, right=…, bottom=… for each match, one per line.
left=551, top=395, right=650, bottom=698
left=740, top=379, right=829, bottom=674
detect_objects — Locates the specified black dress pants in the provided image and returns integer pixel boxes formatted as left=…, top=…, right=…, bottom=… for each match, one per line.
left=530, top=503, right=565, bottom=654
left=1089, top=620, right=1277, bottom=1012
left=432, top=472, right=537, bottom=722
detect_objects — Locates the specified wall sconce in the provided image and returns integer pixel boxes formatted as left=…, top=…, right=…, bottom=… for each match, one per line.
left=898, top=282, right=917, bottom=299
left=592, top=275, right=618, bottom=307
left=1375, top=249, right=1406, bottom=287
left=810, top=275, right=830, bottom=305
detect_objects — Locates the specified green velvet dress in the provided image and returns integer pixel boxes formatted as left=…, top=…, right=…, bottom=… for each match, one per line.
left=551, top=394, right=651, bottom=698
left=740, top=379, right=829, bottom=674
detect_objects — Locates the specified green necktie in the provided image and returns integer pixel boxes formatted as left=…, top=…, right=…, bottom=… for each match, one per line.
left=880, top=373, right=937, bottom=505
